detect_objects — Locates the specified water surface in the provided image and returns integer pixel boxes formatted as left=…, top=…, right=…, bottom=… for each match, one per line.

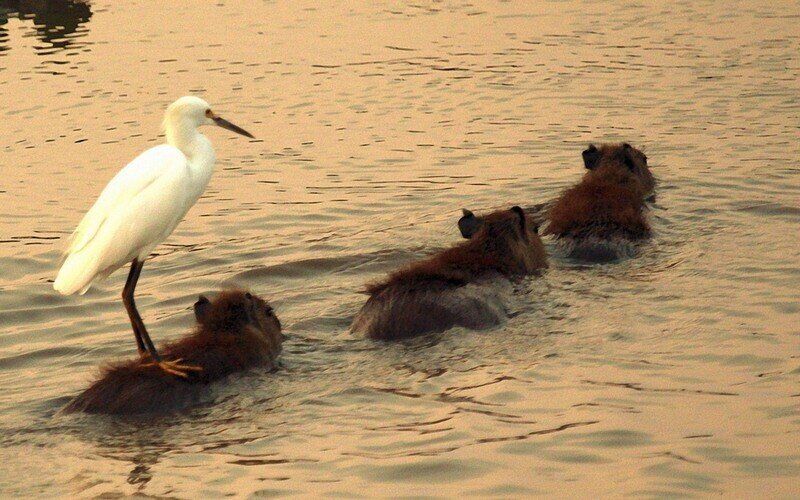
left=1, top=0, right=799, bottom=496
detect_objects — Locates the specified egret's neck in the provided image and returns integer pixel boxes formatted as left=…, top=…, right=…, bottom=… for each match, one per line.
left=165, top=119, right=205, bottom=156
left=164, top=118, right=216, bottom=202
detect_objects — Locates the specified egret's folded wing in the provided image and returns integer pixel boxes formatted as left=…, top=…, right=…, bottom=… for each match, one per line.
left=64, top=145, right=186, bottom=257
left=54, top=146, right=190, bottom=295
left=95, top=164, right=192, bottom=266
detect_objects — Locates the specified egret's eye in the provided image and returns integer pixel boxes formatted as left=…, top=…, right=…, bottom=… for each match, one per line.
left=205, top=109, right=212, bottom=117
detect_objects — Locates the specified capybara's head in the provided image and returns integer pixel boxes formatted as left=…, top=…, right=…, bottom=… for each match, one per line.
left=582, top=143, right=655, bottom=194
left=194, top=290, right=283, bottom=344
left=459, top=206, right=547, bottom=272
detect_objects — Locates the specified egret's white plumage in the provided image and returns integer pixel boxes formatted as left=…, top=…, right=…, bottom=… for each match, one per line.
left=53, top=96, right=253, bottom=376
left=54, top=96, right=245, bottom=295
left=54, top=145, right=192, bottom=294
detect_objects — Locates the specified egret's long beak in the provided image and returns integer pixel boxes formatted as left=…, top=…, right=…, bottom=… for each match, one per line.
left=212, top=115, right=254, bottom=139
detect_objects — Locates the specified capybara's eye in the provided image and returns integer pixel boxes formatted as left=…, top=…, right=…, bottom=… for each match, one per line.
left=264, top=305, right=273, bottom=316
left=245, top=292, right=253, bottom=300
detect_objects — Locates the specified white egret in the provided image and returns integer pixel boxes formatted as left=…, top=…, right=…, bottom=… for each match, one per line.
left=54, top=96, right=254, bottom=377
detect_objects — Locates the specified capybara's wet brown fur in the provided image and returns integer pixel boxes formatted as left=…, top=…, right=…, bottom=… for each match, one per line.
left=544, top=143, right=655, bottom=260
left=63, top=290, right=283, bottom=415
left=351, top=206, right=547, bottom=340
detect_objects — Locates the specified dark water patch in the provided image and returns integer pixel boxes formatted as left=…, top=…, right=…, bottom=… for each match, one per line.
left=582, top=380, right=738, bottom=397
left=1, top=0, right=92, bottom=58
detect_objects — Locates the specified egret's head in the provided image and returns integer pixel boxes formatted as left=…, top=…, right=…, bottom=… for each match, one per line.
left=164, top=96, right=254, bottom=139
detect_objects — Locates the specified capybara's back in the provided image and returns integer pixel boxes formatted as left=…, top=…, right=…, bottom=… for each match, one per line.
left=350, top=276, right=513, bottom=340
left=544, top=143, right=655, bottom=261
left=63, top=361, right=204, bottom=415
left=63, top=290, right=283, bottom=415
left=351, top=207, right=547, bottom=340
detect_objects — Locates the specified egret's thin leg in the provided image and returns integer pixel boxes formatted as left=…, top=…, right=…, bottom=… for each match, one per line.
left=122, top=259, right=146, bottom=354
left=122, top=259, right=201, bottom=379
left=122, top=258, right=161, bottom=361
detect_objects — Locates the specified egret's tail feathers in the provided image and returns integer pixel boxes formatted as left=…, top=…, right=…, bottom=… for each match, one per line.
left=54, top=253, right=101, bottom=296
left=59, top=232, right=75, bottom=258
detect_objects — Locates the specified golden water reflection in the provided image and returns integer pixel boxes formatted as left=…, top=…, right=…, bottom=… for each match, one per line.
left=0, top=0, right=798, bottom=496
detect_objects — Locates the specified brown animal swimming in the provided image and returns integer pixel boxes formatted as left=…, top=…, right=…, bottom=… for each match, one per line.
left=351, top=206, right=547, bottom=340
left=62, top=290, right=283, bottom=415
left=543, top=143, right=655, bottom=261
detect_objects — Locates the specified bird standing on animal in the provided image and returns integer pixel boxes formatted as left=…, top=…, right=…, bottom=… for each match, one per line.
left=54, top=96, right=254, bottom=377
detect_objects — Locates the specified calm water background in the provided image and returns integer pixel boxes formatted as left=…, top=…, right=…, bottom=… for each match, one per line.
left=1, top=0, right=798, bottom=496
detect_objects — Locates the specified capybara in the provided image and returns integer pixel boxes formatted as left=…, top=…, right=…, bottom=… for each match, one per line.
left=351, top=206, right=547, bottom=340
left=543, top=143, right=655, bottom=261
left=62, top=290, right=283, bottom=415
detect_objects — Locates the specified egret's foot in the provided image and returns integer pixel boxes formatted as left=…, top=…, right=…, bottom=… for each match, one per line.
left=142, top=359, right=203, bottom=379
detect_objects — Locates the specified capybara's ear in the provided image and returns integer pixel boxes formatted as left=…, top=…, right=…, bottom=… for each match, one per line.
left=510, top=206, right=527, bottom=233
left=458, top=208, right=482, bottom=239
left=582, top=144, right=600, bottom=170
left=622, top=143, right=637, bottom=171
left=194, top=295, right=211, bottom=323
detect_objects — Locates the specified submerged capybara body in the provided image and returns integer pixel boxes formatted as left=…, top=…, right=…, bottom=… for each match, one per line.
left=63, top=290, right=283, bottom=415
left=351, top=206, right=547, bottom=340
left=544, top=143, right=655, bottom=261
